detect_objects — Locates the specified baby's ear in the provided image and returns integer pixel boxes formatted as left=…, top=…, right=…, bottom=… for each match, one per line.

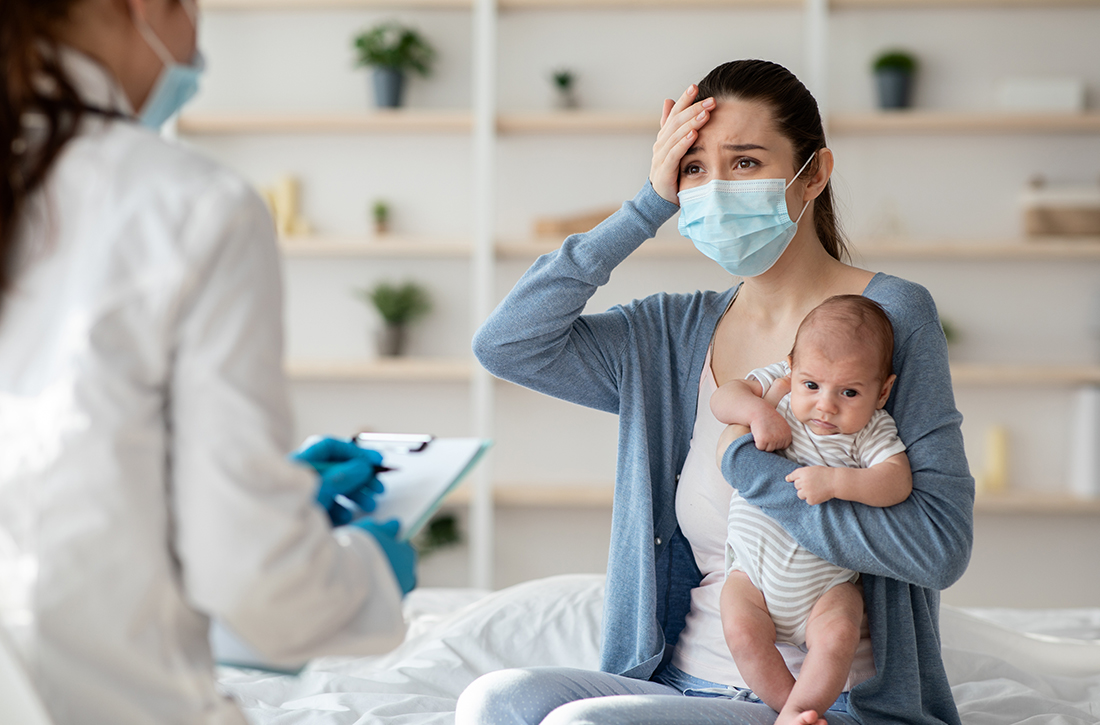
left=877, top=374, right=897, bottom=408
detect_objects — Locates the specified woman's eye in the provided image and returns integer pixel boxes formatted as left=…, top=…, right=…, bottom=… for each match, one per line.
left=682, top=163, right=703, bottom=176
left=735, top=158, right=758, bottom=170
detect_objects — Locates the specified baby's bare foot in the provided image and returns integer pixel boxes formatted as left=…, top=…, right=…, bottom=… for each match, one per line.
left=775, top=708, right=827, bottom=725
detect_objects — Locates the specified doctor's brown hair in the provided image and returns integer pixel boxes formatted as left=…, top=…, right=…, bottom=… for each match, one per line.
left=696, top=60, right=849, bottom=263
left=1, top=0, right=89, bottom=297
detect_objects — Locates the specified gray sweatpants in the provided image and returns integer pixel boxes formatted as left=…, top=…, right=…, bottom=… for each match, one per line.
left=455, top=666, right=861, bottom=725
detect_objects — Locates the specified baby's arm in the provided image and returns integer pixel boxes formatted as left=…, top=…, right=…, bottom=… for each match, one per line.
left=786, top=452, right=913, bottom=507
left=711, top=378, right=793, bottom=454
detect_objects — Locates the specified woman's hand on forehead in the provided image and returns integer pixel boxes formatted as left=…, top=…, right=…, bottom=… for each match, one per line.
left=649, top=84, right=715, bottom=204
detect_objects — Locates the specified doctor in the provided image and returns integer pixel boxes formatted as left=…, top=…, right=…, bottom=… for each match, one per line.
left=0, top=1, right=415, bottom=723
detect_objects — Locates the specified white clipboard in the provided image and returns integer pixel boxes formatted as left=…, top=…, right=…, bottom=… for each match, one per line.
left=212, top=434, right=490, bottom=673
left=355, top=433, right=492, bottom=541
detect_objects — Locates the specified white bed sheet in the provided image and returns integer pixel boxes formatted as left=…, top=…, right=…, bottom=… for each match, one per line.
left=218, top=574, right=1100, bottom=725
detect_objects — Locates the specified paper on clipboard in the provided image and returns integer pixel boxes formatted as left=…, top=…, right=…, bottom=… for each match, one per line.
left=356, top=434, right=491, bottom=541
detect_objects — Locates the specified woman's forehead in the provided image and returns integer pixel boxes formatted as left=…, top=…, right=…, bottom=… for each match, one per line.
left=696, top=98, right=783, bottom=147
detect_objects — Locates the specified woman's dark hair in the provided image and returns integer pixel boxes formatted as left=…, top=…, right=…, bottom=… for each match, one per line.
left=697, top=59, right=849, bottom=262
left=1, top=1, right=89, bottom=298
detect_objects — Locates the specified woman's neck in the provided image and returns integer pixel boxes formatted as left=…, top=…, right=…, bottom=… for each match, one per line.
left=733, top=228, right=855, bottom=329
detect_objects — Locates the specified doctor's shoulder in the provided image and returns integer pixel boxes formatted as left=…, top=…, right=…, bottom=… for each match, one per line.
left=91, top=120, right=276, bottom=254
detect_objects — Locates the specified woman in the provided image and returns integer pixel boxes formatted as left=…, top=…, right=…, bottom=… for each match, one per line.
left=0, top=1, right=414, bottom=723
left=459, top=60, right=973, bottom=724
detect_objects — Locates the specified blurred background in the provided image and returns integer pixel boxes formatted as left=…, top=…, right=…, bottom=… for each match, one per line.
left=184, top=0, right=1100, bottom=607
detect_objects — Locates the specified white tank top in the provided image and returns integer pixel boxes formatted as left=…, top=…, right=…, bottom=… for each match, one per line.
left=670, top=347, right=876, bottom=690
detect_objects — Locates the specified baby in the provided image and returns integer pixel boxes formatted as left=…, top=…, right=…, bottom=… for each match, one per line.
left=712, top=295, right=913, bottom=725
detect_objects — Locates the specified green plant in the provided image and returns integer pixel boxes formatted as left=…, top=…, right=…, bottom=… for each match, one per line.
left=353, top=23, right=436, bottom=76
left=551, top=69, right=575, bottom=91
left=872, top=50, right=918, bottom=74
left=358, top=281, right=432, bottom=326
left=940, top=317, right=958, bottom=345
left=412, top=512, right=462, bottom=558
left=372, top=199, right=390, bottom=225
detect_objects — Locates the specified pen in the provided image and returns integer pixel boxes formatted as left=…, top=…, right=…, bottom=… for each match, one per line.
left=311, top=462, right=397, bottom=476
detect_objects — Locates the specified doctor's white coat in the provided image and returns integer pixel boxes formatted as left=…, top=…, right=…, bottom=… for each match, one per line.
left=0, top=52, right=405, bottom=725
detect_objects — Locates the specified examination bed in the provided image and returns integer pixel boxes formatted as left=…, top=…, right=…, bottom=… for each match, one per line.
left=218, top=574, right=1100, bottom=725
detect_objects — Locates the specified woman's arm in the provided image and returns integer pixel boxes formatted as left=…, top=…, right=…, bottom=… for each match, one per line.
left=720, top=293, right=974, bottom=590
left=785, top=452, right=912, bottom=507
left=472, top=182, right=678, bottom=412
left=474, top=85, right=713, bottom=411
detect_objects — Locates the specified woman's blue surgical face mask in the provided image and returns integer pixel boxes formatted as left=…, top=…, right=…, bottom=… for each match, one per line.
left=134, top=0, right=204, bottom=129
left=677, top=152, right=816, bottom=277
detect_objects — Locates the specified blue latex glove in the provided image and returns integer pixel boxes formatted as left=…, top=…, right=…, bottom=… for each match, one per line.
left=292, top=437, right=385, bottom=526
left=354, top=519, right=418, bottom=595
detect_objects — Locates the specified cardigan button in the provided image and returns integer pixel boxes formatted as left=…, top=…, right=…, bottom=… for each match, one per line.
left=655, top=537, right=662, bottom=546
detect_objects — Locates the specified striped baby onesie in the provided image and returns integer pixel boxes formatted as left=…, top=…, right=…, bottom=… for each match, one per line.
left=725, top=360, right=906, bottom=646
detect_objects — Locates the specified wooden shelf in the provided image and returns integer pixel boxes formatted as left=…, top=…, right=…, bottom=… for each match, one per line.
left=445, top=483, right=615, bottom=508
left=951, top=363, right=1100, bottom=385
left=833, top=0, right=1100, bottom=8
left=442, top=484, right=1100, bottom=514
left=498, top=111, right=657, bottom=134
left=200, top=0, right=472, bottom=9
left=852, top=238, right=1100, bottom=260
left=496, top=238, right=695, bottom=258
left=179, top=110, right=1100, bottom=137
left=280, top=236, right=471, bottom=258
left=498, top=238, right=1100, bottom=261
left=201, top=0, right=1098, bottom=8
left=177, top=110, right=472, bottom=135
left=830, top=111, right=1100, bottom=135
left=500, top=0, right=799, bottom=7
left=974, top=491, right=1100, bottom=514
left=286, top=357, right=473, bottom=382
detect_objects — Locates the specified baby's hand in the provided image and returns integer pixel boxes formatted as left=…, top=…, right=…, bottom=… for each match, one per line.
left=749, top=411, right=792, bottom=452
left=786, top=466, right=836, bottom=505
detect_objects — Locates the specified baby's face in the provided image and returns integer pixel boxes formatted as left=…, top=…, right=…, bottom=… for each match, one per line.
left=787, top=344, right=894, bottom=436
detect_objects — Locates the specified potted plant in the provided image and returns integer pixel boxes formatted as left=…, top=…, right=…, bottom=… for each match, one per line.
left=357, top=280, right=432, bottom=356
left=551, top=68, right=578, bottom=110
left=872, top=50, right=918, bottom=110
left=371, top=199, right=390, bottom=236
left=353, top=22, right=436, bottom=108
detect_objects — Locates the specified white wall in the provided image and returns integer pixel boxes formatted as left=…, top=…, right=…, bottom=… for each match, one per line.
left=188, top=4, right=1100, bottom=603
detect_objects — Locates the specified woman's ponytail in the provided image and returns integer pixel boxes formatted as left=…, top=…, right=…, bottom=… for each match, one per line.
left=1, top=0, right=85, bottom=297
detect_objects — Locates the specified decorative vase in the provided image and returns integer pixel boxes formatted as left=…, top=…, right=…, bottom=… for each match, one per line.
left=555, top=88, right=579, bottom=110
left=875, top=69, right=913, bottom=110
left=372, top=67, right=406, bottom=108
left=377, top=323, right=407, bottom=356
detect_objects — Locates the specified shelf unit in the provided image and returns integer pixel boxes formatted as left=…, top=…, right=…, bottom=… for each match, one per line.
left=275, top=236, right=1100, bottom=260
left=287, top=357, right=473, bottom=382
left=439, top=482, right=1100, bottom=515
left=177, top=110, right=473, bottom=134
left=179, top=109, right=1100, bottom=136
left=280, top=236, right=472, bottom=257
left=193, top=0, right=1100, bottom=588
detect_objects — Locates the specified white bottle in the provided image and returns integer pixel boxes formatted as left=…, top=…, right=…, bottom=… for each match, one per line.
left=1068, top=386, right=1100, bottom=498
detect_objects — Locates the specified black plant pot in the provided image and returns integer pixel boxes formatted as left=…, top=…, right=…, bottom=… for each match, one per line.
left=875, top=69, right=914, bottom=110
left=377, top=324, right=407, bottom=356
left=372, top=67, right=406, bottom=108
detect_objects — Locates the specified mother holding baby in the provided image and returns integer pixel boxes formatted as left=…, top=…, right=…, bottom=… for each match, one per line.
left=458, top=59, right=973, bottom=725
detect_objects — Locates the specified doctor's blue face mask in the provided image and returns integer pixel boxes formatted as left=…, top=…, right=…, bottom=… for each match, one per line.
left=677, top=152, right=816, bottom=277
left=134, top=0, right=205, bottom=129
